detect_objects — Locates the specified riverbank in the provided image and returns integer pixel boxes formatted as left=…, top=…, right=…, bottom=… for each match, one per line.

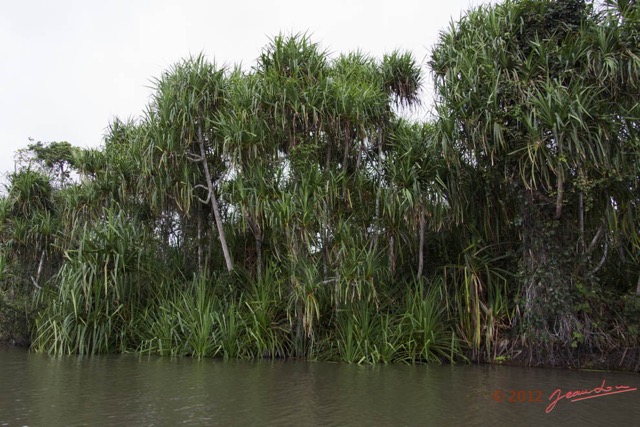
left=3, top=314, right=639, bottom=373
left=493, top=348, right=640, bottom=373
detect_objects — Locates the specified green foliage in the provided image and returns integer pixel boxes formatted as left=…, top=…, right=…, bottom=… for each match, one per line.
left=431, top=0, right=640, bottom=360
left=327, top=283, right=462, bottom=365
left=333, top=301, right=395, bottom=364
left=382, top=50, right=422, bottom=107
left=397, top=284, right=459, bottom=364
left=2, top=5, right=638, bottom=369
left=31, top=207, right=160, bottom=354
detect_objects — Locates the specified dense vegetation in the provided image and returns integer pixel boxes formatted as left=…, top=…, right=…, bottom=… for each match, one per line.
left=1, top=0, right=639, bottom=368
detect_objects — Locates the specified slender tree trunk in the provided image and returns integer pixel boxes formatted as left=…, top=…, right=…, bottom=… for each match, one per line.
left=285, top=224, right=305, bottom=356
left=372, top=127, right=384, bottom=251
left=30, top=249, right=46, bottom=289
left=417, top=204, right=425, bottom=278
left=578, top=192, right=585, bottom=253
left=325, top=133, right=332, bottom=170
left=342, top=124, right=350, bottom=172
left=197, top=212, right=203, bottom=275
left=198, top=128, right=233, bottom=272
left=256, top=233, right=262, bottom=278
left=389, top=234, right=395, bottom=275
left=554, top=172, right=564, bottom=220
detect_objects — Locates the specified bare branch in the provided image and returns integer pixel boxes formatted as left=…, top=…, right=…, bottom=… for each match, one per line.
left=186, top=152, right=204, bottom=162
left=30, top=250, right=46, bottom=289
left=30, top=277, right=42, bottom=290
left=194, top=184, right=211, bottom=204
left=587, top=225, right=605, bottom=254
left=591, top=238, right=608, bottom=275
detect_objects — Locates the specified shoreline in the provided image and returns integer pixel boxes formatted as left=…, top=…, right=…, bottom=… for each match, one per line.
left=3, top=340, right=638, bottom=373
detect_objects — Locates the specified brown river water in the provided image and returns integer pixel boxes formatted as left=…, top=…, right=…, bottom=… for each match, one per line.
left=0, top=346, right=638, bottom=426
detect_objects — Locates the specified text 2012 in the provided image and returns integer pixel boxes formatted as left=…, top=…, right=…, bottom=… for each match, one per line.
left=491, top=389, right=543, bottom=403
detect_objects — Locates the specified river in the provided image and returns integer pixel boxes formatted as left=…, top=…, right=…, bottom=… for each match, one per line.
left=0, top=346, right=638, bottom=426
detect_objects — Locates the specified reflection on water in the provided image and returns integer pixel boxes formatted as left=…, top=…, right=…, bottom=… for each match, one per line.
left=0, top=346, right=638, bottom=426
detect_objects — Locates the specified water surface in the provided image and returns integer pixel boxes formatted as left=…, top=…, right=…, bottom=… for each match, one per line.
left=1, top=346, right=638, bottom=426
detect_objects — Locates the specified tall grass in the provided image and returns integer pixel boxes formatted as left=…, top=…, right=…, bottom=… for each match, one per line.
left=397, top=283, right=460, bottom=364
left=443, top=243, right=513, bottom=361
left=333, top=301, right=399, bottom=364
left=27, top=205, right=462, bottom=364
left=327, top=281, right=462, bottom=364
left=135, top=275, right=221, bottom=358
left=31, top=208, right=155, bottom=355
left=244, top=263, right=291, bottom=358
left=29, top=214, right=464, bottom=364
left=135, top=266, right=293, bottom=360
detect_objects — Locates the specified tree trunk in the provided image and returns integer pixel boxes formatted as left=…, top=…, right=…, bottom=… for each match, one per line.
left=389, top=234, right=396, bottom=275
left=417, top=204, right=425, bottom=278
left=342, top=124, right=350, bottom=172
left=255, top=234, right=262, bottom=278
left=197, top=213, right=203, bottom=275
left=30, top=249, right=46, bottom=289
left=554, top=172, right=564, bottom=220
left=198, top=128, right=233, bottom=272
left=578, top=192, right=585, bottom=253
left=520, top=195, right=577, bottom=356
left=372, top=127, right=384, bottom=251
left=325, top=131, right=332, bottom=170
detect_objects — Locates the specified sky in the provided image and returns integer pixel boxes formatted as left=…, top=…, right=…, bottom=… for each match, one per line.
left=0, top=0, right=492, bottom=182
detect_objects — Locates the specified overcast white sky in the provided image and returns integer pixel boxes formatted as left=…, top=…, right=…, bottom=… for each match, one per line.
left=1, top=0, right=491, bottom=181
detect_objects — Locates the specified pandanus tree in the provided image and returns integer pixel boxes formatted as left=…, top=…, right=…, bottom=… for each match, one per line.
left=1, top=169, right=56, bottom=291
left=145, top=56, right=233, bottom=272
left=27, top=123, right=171, bottom=355
left=0, top=170, right=54, bottom=345
left=431, top=0, right=640, bottom=357
left=216, top=70, right=272, bottom=277
left=217, top=34, right=424, bottom=352
left=384, top=120, right=447, bottom=280
left=1, top=139, right=88, bottom=294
